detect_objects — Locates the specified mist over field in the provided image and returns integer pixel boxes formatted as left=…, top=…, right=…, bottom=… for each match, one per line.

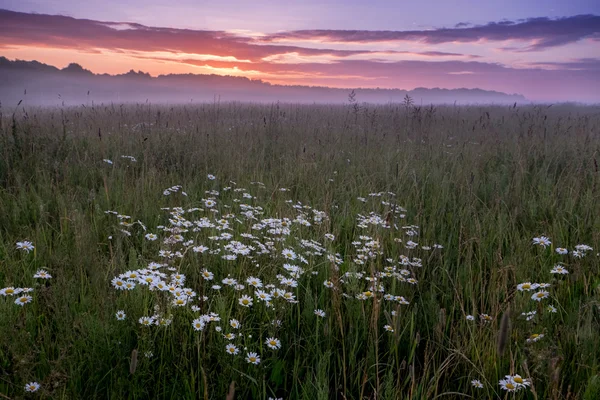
left=0, top=57, right=529, bottom=106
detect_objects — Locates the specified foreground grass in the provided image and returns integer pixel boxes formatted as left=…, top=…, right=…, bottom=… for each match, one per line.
left=0, top=102, right=599, bottom=399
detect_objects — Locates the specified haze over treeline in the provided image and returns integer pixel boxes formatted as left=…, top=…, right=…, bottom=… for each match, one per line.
left=0, top=57, right=529, bottom=106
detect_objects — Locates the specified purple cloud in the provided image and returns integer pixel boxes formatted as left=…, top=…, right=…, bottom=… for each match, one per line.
left=261, top=15, right=600, bottom=51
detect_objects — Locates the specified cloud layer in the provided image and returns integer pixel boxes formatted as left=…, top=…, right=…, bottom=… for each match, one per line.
left=1, top=9, right=599, bottom=101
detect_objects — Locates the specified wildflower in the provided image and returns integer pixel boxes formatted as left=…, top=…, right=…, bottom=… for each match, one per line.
left=532, top=236, right=551, bottom=248
left=245, top=352, right=260, bottom=364
left=115, top=310, right=126, bottom=320
left=265, top=337, right=281, bottom=349
left=111, top=278, right=126, bottom=290
left=526, top=333, right=544, bottom=343
left=499, top=378, right=518, bottom=392
left=194, top=245, right=209, bottom=253
left=16, top=241, right=35, bottom=253
left=226, top=344, right=239, bottom=355
left=314, top=309, right=326, bottom=318
left=33, top=269, right=52, bottom=279
left=324, top=233, right=335, bottom=241
left=223, top=333, right=236, bottom=340
left=282, top=249, right=297, bottom=260
left=323, top=280, right=334, bottom=288
left=204, top=199, right=216, bottom=208
left=517, top=282, right=538, bottom=291
left=480, top=314, right=492, bottom=322
left=207, top=174, right=216, bottom=180
left=555, top=247, right=568, bottom=255
left=522, top=310, right=537, bottom=321
left=139, top=316, right=154, bottom=326
left=550, top=265, right=569, bottom=275
left=471, top=379, right=483, bottom=388
left=383, top=325, right=394, bottom=332
left=192, top=318, right=205, bottom=331
left=531, top=291, right=550, bottom=301
left=510, top=374, right=531, bottom=388
left=0, top=287, right=18, bottom=296
left=246, top=277, right=263, bottom=288
left=238, top=295, right=253, bottom=307
left=172, top=296, right=188, bottom=307
left=103, top=159, right=113, bottom=164
left=15, top=295, right=32, bottom=306
left=145, top=233, right=158, bottom=241
left=547, top=305, right=557, bottom=313
left=229, top=319, right=241, bottom=329
left=466, top=315, right=475, bottom=321
left=145, top=351, right=153, bottom=358
left=24, top=382, right=40, bottom=392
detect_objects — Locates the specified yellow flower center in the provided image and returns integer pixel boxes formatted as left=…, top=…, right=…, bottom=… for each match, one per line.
left=514, top=377, right=523, bottom=384
left=249, top=357, right=256, bottom=362
left=506, top=383, right=515, bottom=389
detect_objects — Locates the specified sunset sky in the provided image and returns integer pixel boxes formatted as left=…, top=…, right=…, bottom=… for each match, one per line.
left=1, top=0, right=599, bottom=101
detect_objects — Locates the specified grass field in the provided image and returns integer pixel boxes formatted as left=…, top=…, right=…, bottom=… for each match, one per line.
left=1, top=102, right=599, bottom=399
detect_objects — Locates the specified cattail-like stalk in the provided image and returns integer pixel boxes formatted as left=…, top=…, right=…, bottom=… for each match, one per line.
left=225, top=381, right=236, bottom=400
left=497, top=308, right=511, bottom=356
left=129, top=349, right=138, bottom=375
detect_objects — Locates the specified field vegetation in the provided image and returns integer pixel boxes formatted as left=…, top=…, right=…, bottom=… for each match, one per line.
left=1, top=101, right=599, bottom=399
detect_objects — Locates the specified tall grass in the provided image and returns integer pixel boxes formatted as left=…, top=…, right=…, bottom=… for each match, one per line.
left=0, top=102, right=599, bottom=399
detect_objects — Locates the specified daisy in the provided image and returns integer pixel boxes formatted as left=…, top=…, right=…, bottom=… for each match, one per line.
left=532, top=236, right=551, bottom=248
left=194, top=246, right=209, bottom=253
left=246, top=277, right=263, bottom=288
left=115, top=310, right=126, bottom=320
left=145, top=233, right=158, bottom=241
left=517, top=282, right=539, bottom=291
left=282, top=249, right=297, bottom=260
left=201, top=270, right=214, bottom=280
left=15, top=295, right=32, bottom=306
left=139, top=316, right=154, bottom=326
left=499, top=378, right=518, bottom=392
left=204, top=199, right=216, bottom=208
left=207, top=174, right=216, bottom=180
left=192, top=318, right=205, bottom=331
left=245, top=352, right=260, bottom=364
left=383, top=325, right=394, bottom=332
left=480, top=314, right=492, bottom=322
left=526, top=333, right=544, bottom=343
left=238, top=295, right=253, bottom=307
left=531, top=291, right=550, bottom=301
left=33, top=269, right=52, bottom=279
left=226, top=343, right=239, bottom=355
left=555, top=247, right=568, bottom=255
left=466, top=315, right=475, bottom=321
left=314, top=309, right=326, bottom=318
left=547, top=305, right=558, bottom=313
left=16, top=241, right=35, bottom=253
left=229, top=319, right=241, bottom=329
left=471, top=379, right=483, bottom=389
left=509, top=374, right=531, bottom=388
left=324, top=233, right=335, bottom=241
left=24, top=382, right=40, bottom=392
left=0, top=287, right=18, bottom=296
left=550, top=265, right=569, bottom=275
left=265, top=337, right=281, bottom=350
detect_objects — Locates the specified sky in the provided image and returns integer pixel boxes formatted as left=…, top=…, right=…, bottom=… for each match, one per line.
left=1, top=0, right=599, bottom=101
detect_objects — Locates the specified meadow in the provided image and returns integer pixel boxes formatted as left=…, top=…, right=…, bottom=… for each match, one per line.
left=0, top=101, right=599, bottom=399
